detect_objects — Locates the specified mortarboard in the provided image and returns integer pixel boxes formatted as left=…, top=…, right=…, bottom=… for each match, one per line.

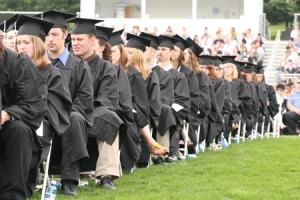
left=33, top=10, right=76, bottom=29
left=172, top=34, right=191, bottom=51
left=243, top=62, right=256, bottom=73
left=210, top=56, right=223, bottom=67
left=250, top=63, right=265, bottom=74
left=198, top=55, right=212, bottom=65
left=221, top=55, right=236, bottom=64
left=95, top=26, right=113, bottom=42
left=108, top=29, right=124, bottom=46
left=139, top=32, right=163, bottom=50
left=67, top=18, right=103, bottom=35
left=158, top=35, right=179, bottom=50
left=0, top=14, right=19, bottom=33
left=125, top=33, right=151, bottom=52
left=186, top=37, right=203, bottom=57
left=232, top=60, right=247, bottom=71
left=16, top=15, right=54, bottom=41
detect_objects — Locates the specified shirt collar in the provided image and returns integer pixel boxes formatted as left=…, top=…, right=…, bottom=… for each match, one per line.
left=46, top=48, right=69, bottom=66
left=163, top=63, right=173, bottom=71
left=149, top=63, right=157, bottom=69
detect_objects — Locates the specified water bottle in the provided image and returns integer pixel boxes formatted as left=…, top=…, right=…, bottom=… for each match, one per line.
left=221, top=135, right=228, bottom=148
left=44, top=180, right=57, bottom=200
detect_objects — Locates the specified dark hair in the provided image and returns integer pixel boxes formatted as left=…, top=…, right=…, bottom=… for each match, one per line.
left=98, top=39, right=112, bottom=62
left=276, top=83, right=285, bottom=90
left=0, top=39, right=4, bottom=58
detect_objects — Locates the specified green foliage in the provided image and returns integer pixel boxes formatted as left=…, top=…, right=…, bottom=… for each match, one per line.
left=30, top=136, right=300, bottom=199
left=0, top=0, right=80, bottom=21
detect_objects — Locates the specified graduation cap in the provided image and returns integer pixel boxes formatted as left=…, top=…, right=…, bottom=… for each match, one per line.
left=139, top=32, right=163, bottom=50
left=108, top=29, right=124, bottom=46
left=210, top=56, right=223, bottom=67
left=221, top=55, right=236, bottom=64
left=198, top=55, right=212, bottom=65
left=172, top=34, right=191, bottom=51
left=16, top=15, right=54, bottom=41
left=233, top=60, right=247, bottom=71
left=125, top=33, right=151, bottom=52
left=95, top=26, right=113, bottom=42
left=251, top=64, right=265, bottom=74
left=243, top=62, right=256, bottom=73
left=186, top=37, right=203, bottom=57
left=0, top=14, right=19, bottom=32
left=67, top=18, right=103, bottom=35
left=158, top=35, right=179, bottom=50
left=33, top=10, right=76, bottom=29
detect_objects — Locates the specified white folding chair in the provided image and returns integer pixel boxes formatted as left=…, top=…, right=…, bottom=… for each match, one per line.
left=195, top=125, right=201, bottom=154
left=260, top=116, right=265, bottom=140
left=179, top=120, right=189, bottom=159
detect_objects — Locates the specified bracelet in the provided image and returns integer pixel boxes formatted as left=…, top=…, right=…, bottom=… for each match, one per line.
left=150, top=142, right=163, bottom=153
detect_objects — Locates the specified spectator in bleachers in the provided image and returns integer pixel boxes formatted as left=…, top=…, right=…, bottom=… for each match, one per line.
left=285, top=85, right=292, bottom=98
left=289, top=46, right=298, bottom=61
left=181, top=26, right=189, bottom=39
left=290, top=24, right=299, bottom=42
left=245, top=28, right=253, bottom=50
left=213, top=31, right=225, bottom=45
left=200, top=27, right=209, bottom=40
left=132, top=25, right=140, bottom=35
left=254, top=40, right=264, bottom=65
left=193, top=34, right=200, bottom=46
left=256, top=33, right=266, bottom=48
left=223, top=38, right=233, bottom=55
left=281, top=50, right=291, bottom=69
left=240, top=46, right=249, bottom=62
left=293, top=35, right=300, bottom=48
left=248, top=49, right=258, bottom=64
left=282, top=79, right=300, bottom=135
left=153, top=26, right=160, bottom=36
left=285, top=59, right=296, bottom=74
left=287, top=38, right=294, bottom=49
left=164, top=26, right=174, bottom=36
left=201, top=33, right=213, bottom=52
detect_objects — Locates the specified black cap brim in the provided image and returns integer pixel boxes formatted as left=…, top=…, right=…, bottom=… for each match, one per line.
left=173, top=34, right=191, bottom=51
left=16, top=15, right=54, bottom=41
left=158, top=35, right=180, bottom=49
left=33, top=10, right=76, bottom=29
left=95, top=26, right=113, bottom=41
left=0, top=14, right=19, bottom=32
left=139, top=32, right=163, bottom=50
left=125, top=33, right=151, bottom=52
left=186, top=37, right=203, bottom=57
left=68, top=18, right=104, bottom=35
left=108, top=29, right=124, bottom=46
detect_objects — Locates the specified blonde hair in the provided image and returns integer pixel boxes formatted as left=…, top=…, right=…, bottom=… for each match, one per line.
left=16, top=35, right=50, bottom=68
left=185, top=48, right=199, bottom=72
left=129, top=48, right=150, bottom=80
left=221, top=63, right=238, bottom=80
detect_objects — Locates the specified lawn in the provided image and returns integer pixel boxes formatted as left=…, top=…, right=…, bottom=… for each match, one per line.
left=31, top=136, right=300, bottom=200
left=268, top=22, right=286, bottom=40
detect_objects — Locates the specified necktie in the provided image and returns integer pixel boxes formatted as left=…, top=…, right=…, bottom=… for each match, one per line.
left=49, top=58, right=63, bottom=67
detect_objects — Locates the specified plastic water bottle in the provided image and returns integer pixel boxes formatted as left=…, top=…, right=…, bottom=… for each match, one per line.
left=44, top=180, right=57, bottom=200
left=221, top=136, right=228, bottom=148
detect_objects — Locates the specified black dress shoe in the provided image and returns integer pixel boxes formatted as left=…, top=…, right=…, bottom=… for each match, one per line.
left=166, top=153, right=178, bottom=162
left=61, top=181, right=77, bottom=196
left=96, top=176, right=116, bottom=190
left=153, top=156, right=167, bottom=165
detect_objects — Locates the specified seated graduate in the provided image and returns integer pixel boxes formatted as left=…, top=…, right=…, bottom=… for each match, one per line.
left=171, top=34, right=200, bottom=153
left=0, top=21, right=47, bottom=200
left=157, top=35, right=191, bottom=163
left=283, top=78, right=300, bottom=135
left=274, top=84, right=287, bottom=130
left=34, top=10, right=94, bottom=195
left=242, top=63, right=260, bottom=138
left=126, top=33, right=169, bottom=164
left=68, top=18, right=125, bottom=190
left=254, top=66, right=279, bottom=134
left=107, top=31, right=167, bottom=170
left=0, top=14, right=19, bottom=51
left=220, top=59, right=252, bottom=140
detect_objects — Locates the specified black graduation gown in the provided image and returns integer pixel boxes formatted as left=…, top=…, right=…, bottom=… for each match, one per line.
left=0, top=49, right=47, bottom=198
left=152, top=65, right=176, bottom=135
left=146, top=71, right=161, bottom=128
left=196, top=71, right=211, bottom=118
left=168, top=68, right=191, bottom=125
left=38, top=64, right=72, bottom=135
left=49, top=54, right=93, bottom=169
left=177, top=65, right=200, bottom=146
left=115, top=64, right=140, bottom=171
left=244, top=81, right=259, bottom=132
left=267, top=84, right=279, bottom=118
left=222, top=79, right=232, bottom=138
left=82, top=54, right=125, bottom=172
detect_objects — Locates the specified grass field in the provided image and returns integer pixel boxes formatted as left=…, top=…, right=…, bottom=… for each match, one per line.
left=268, top=22, right=286, bottom=40
left=31, top=136, right=300, bottom=200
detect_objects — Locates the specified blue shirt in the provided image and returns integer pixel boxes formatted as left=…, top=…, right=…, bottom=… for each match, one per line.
left=287, top=91, right=300, bottom=109
left=46, top=48, right=69, bottom=66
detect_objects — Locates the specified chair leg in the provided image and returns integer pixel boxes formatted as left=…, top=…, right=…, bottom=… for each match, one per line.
left=41, top=140, right=52, bottom=200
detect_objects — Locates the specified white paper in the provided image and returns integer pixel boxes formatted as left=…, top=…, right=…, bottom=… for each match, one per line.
left=172, top=103, right=184, bottom=112
left=132, top=109, right=137, bottom=113
left=197, top=110, right=200, bottom=114
left=36, top=121, right=43, bottom=137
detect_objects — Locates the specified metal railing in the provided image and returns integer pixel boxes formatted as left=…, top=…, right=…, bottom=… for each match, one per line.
left=266, top=30, right=281, bottom=83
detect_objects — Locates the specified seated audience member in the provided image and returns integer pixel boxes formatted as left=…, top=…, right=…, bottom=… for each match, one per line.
left=248, top=50, right=257, bottom=64
left=285, top=59, right=296, bottom=74
left=275, top=84, right=287, bottom=129
left=282, top=79, right=300, bottom=135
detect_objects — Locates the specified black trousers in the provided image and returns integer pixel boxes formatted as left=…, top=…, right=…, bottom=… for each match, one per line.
left=283, top=111, right=300, bottom=135
left=0, top=121, right=35, bottom=200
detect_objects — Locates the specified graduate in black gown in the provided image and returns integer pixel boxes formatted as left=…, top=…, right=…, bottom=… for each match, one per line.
left=0, top=42, right=47, bottom=200
left=254, top=66, right=279, bottom=134
left=126, top=33, right=169, bottom=166
left=34, top=10, right=94, bottom=195
left=140, top=32, right=177, bottom=164
left=68, top=18, right=125, bottom=190
left=171, top=34, right=200, bottom=153
left=0, top=14, right=19, bottom=51
left=221, top=60, right=252, bottom=140
left=243, top=64, right=260, bottom=137
left=157, top=35, right=191, bottom=162
left=109, top=31, right=168, bottom=170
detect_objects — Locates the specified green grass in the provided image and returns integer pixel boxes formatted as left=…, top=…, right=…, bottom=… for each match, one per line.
left=269, top=22, right=286, bottom=40
left=30, top=136, right=300, bottom=200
